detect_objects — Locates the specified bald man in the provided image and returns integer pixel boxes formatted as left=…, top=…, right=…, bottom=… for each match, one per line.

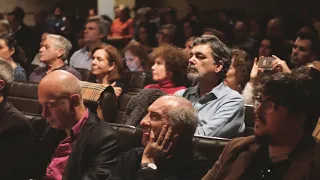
left=114, top=95, right=211, bottom=180
left=37, top=70, right=118, bottom=180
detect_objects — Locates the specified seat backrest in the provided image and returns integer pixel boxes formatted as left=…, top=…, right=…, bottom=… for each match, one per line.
left=116, top=92, right=137, bottom=123
left=75, top=68, right=91, bottom=81
left=109, top=123, right=143, bottom=152
left=243, top=105, right=255, bottom=136
left=7, top=81, right=42, bottom=116
left=122, top=71, right=154, bottom=93
left=193, top=135, right=230, bottom=164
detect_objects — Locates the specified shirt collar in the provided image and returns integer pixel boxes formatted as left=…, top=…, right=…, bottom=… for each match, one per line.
left=189, top=81, right=227, bottom=99
left=70, top=109, right=89, bottom=140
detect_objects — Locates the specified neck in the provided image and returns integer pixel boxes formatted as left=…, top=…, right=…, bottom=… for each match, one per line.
left=64, top=106, right=87, bottom=136
left=97, top=74, right=111, bottom=85
left=268, top=129, right=304, bottom=159
left=198, top=76, right=221, bottom=97
left=46, top=59, right=65, bottom=73
left=88, top=41, right=102, bottom=52
left=8, top=58, right=17, bottom=69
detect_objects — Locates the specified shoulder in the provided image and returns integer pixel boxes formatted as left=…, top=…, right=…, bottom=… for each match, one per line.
left=174, top=88, right=187, bottom=96
left=1, top=102, right=32, bottom=132
left=144, top=84, right=158, bottom=89
left=223, top=136, right=256, bottom=154
left=65, top=67, right=82, bottom=79
left=222, top=86, right=244, bottom=102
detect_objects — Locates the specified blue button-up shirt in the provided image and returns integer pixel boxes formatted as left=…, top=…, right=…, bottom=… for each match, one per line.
left=175, top=82, right=245, bottom=138
left=70, top=47, right=92, bottom=70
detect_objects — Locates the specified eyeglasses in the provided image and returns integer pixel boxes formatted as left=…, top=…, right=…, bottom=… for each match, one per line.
left=253, top=94, right=275, bottom=113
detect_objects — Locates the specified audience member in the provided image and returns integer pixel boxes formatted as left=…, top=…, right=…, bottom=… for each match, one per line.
left=0, top=20, right=12, bottom=35
left=203, top=68, right=320, bottom=180
left=7, top=6, right=35, bottom=62
left=114, top=95, right=211, bottom=180
left=123, top=42, right=149, bottom=72
left=29, top=34, right=81, bottom=82
left=224, top=48, right=251, bottom=93
left=0, top=34, right=27, bottom=81
left=185, top=36, right=197, bottom=55
left=0, top=59, right=37, bottom=179
left=109, top=5, right=134, bottom=40
left=258, top=36, right=281, bottom=58
left=175, top=35, right=245, bottom=138
left=157, top=24, right=178, bottom=46
left=70, top=16, right=109, bottom=70
left=145, top=44, right=188, bottom=94
left=37, top=70, right=119, bottom=179
left=134, top=22, right=158, bottom=51
left=90, top=44, right=124, bottom=97
left=202, top=28, right=226, bottom=44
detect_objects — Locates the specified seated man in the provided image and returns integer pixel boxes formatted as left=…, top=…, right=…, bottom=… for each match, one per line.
left=203, top=68, right=320, bottom=180
left=114, top=95, right=211, bottom=180
left=29, top=34, right=81, bottom=82
left=0, top=59, right=36, bottom=179
left=37, top=70, right=118, bottom=179
left=175, top=35, right=245, bottom=138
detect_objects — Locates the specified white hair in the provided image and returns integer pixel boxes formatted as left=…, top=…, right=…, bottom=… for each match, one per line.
left=47, top=34, right=72, bottom=60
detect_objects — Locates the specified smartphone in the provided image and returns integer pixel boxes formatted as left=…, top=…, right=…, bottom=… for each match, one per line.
left=258, top=57, right=275, bottom=70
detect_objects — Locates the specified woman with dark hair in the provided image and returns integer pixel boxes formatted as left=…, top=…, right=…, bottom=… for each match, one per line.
left=123, top=42, right=149, bottom=72
left=134, top=22, right=157, bottom=51
left=144, top=44, right=188, bottom=94
left=258, top=36, right=282, bottom=58
left=90, top=44, right=124, bottom=97
left=0, top=34, right=27, bottom=81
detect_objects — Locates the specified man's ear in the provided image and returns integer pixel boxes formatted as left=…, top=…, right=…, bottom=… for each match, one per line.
left=214, top=60, right=224, bottom=73
left=0, top=80, right=5, bottom=91
left=57, top=48, right=65, bottom=59
left=69, top=94, right=81, bottom=108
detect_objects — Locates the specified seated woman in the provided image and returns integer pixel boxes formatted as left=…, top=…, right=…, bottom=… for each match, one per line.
left=90, top=44, right=124, bottom=97
left=122, top=42, right=149, bottom=72
left=224, top=48, right=252, bottom=94
left=144, top=44, right=188, bottom=94
left=0, top=34, right=27, bottom=81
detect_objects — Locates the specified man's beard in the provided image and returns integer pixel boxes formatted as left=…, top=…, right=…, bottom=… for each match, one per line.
left=187, top=66, right=200, bottom=82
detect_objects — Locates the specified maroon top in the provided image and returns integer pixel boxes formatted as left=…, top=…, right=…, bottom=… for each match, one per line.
left=144, top=80, right=186, bottom=94
left=44, top=109, right=89, bottom=180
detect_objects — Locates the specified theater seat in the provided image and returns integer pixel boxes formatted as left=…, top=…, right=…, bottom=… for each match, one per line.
left=122, top=71, right=154, bottom=93
left=244, top=105, right=255, bottom=136
left=109, top=123, right=143, bottom=152
left=25, top=115, right=48, bottom=138
left=7, top=81, right=42, bottom=116
left=116, top=92, right=137, bottom=123
left=110, top=123, right=230, bottom=163
left=193, top=135, right=230, bottom=164
left=75, top=68, right=91, bottom=81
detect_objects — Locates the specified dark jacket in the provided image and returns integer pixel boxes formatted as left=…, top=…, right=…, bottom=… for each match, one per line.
left=0, top=100, right=36, bottom=180
left=203, top=135, right=320, bottom=180
left=114, top=147, right=211, bottom=180
left=39, top=110, right=119, bottom=180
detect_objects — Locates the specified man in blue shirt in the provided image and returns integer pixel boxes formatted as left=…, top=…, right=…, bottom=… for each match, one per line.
left=175, top=35, right=245, bottom=138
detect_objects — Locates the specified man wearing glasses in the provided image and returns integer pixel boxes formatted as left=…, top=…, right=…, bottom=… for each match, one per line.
left=202, top=67, right=320, bottom=180
left=37, top=70, right=118, bottom=180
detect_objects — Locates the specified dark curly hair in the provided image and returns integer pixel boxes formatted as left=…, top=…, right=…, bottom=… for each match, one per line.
left=150, top=44, right=188, bottom=86
left=254, top=67, right=320, bottom=135
left=231, top=48, right=252, bottom=91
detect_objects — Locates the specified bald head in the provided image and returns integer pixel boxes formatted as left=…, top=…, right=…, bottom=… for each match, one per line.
left=39, top=70, right=81, bottom=98
left=157, top=95, right=198, bottom=139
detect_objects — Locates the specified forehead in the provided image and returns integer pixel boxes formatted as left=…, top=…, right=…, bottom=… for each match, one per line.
left=191, top=44, right=212, bottom=55
left=0, top=39, right=7, bottom=46
left=295, top=38, right=312, bottom=48
left=148, top=98, right=168, bottom=113
left=86, top=21, right=99, bottom=28
left=43, top=36, right=54, bottom=45
left=93, top=49, right=106, bottom=57
left=261, top=39, right=270, bottom=44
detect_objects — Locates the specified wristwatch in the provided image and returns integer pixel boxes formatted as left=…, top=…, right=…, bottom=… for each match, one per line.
left=141, top=163, right=157, bottom=170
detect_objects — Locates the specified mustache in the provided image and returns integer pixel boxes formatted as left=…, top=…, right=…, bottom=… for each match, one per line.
left=188, top=66, right=198, bottom=72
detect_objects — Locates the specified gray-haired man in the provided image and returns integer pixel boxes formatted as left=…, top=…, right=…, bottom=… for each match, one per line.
left=29, top=34, right=81, bottom=82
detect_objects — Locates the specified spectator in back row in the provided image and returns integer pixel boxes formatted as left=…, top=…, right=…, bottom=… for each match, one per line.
left=157, top=24, right=178, bottom=46
left=90, top=44, right=124, bottom=97
left=70, top=16, right=109, bottom=70
left=175, top=35, right=245, bottom=138
left=123, top=42, right=149, bottom=72
left=0, top=34, right=27, bottom=81
left=29, top=34, right=81, bottom=82
left=145, top=44, right=188, bottom=94
left=109, top=5, right=134, bottom=41
left=203, top=67, right=320, bottom=180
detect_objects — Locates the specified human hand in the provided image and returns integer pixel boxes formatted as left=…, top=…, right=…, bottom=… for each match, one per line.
left=271, top=55, right=291, bottom=73
left=141, top=125, right=176, bottom=165
left=249, top=58, right=264, bottom=86
left=111, top=82, right=122, bottom=98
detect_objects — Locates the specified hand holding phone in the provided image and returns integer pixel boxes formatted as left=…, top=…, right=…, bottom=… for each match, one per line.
left=258, top=57, right=275, bottom=70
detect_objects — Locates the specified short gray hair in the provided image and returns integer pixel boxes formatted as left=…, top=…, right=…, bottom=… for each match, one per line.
left=47, top=34, right=72, bottom=60
left=0, top=20, right=12, bottom=35
left=87, top=16, right=110, bottom=36
left=164, top=95, right=198, bottom=141
left=193, top=35, right=232, bottom=80
left=0, top=58, right=14, bottom=96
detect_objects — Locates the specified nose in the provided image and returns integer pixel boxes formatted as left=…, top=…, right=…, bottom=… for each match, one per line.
left=189, top=55, right=196, bottom=64
left=42, top=106, right=50, bottom=118
left=39, top=46, right=45, bottom=53
left=151, top=64, right=156, bottom=71
left=140, top=115, right=150, bottom=128
left=292, top=47, right=298, bottom=55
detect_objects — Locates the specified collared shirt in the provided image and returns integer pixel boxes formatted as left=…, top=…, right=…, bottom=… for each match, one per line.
left=44, top=109, right=89, bottom=180
left=69, top=47, right=92, bottom=70
left=29, top=64, right=82, bottom=83
left=175, top=82, right=245, bottom=138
